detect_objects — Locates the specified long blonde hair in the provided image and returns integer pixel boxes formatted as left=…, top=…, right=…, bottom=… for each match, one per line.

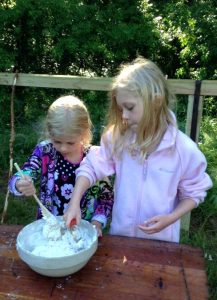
left=105, top=57, right=176, bottom=159
left=45, top=95, right=92, bottom=147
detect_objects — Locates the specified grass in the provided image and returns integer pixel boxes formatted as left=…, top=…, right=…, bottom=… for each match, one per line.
left=0, top=171, right=37, bottom=225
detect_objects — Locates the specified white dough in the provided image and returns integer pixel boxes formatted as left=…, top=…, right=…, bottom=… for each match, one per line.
left=30, top=217, right=94, bottom=258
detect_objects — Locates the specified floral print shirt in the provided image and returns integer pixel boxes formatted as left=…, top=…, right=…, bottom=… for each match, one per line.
left=8, top=140, right=114, bottom=228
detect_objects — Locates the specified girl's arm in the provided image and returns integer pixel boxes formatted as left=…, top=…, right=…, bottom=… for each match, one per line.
left=139, top=134, right=212, bottom=236
left=76, top=134, right=115, bottom=185
left=168, top=198, right=196, bottom=222
left=8, top=143, right=43, bottom=196
left=64, top=133, right=115, bottom=228
left=138, top=198, right=196, bottom=234
left=64, top=176, right=91, bottom=227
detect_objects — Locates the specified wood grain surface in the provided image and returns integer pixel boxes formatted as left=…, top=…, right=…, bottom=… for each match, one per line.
left=0, top=225, right=208, bottom=300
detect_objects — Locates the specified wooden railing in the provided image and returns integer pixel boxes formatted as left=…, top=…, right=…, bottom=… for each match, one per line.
left=0, top=72, right=217, bottom=95
left=1, top=72, right=217, bottom=232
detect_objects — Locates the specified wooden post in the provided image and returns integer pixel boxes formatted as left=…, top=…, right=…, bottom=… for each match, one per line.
left=181, top=81, right=204, bottom=233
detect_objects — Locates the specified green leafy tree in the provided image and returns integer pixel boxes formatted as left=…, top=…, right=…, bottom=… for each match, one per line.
left=150, top=0, right=217, bottom=79
left=0, top=0, right=160, bottom=75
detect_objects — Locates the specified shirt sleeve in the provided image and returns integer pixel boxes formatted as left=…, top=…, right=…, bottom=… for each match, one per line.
left=178, top=138, right=213, bottom=206
left=91, top=179, right=114, bottom=228
left=8, top=176, right=23, bottom=196
left=76, top=132, right=116, bottom=185
left=80, top=179, right=114, bottom=228
left=8, top=143, right=43, bottom=195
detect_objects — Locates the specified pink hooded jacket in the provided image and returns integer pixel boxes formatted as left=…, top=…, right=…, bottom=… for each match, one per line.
left=76, top=123, right=212, bottom=242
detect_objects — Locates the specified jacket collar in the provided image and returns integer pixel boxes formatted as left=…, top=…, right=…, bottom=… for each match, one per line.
left=155, top=110, right=178, bottom=153
left=128, top=110, right=178, bottom=154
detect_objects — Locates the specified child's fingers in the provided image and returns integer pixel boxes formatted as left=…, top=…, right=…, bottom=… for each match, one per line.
left=64, top=214, right=81, bottom=228
left=95, top=226, right=102, bottom=237
left=97, top=229, right=102, bottom=237
left=138, top=227, right=156, bottom=234
left=17, top=175, right=33, bottom=187
left=143, top=218, right=157, bottom=227
left=16, top=177, right=36, bottom=196
left=138, top=224, right=158, bottom=234
left=75, top=215, right=81, bottom=226
left=21, top=181, right=33, bottom=189
left=24, top=175, right=33, bottom=183
left=91, top=220, right=102, bottom=237
left=69, top=218, right=77, bottom=227
left=138, top=218, right=159, bottom=234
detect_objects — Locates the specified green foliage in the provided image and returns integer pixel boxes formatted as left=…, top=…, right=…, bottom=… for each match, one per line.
left=151, top=0, right=217, bottom=79
left=1, top=0, right=216, bottom=79
left=0, top=196, right=37, bottom=225
left=0, top=0, right=160, bottom=75
left=203, top=96, right=217, bottom=118
left=192, top=117, right=217, bottom=300
left=76, top=90, right=109, bottom=143
left=200, top=118, right=217, bottom=208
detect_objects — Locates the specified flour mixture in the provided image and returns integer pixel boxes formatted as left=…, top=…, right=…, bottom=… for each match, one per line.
left=28, top=217, right=94, bottom=258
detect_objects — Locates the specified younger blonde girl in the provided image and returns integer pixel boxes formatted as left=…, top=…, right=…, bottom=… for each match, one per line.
left=9, top=95, right=114, bottom=236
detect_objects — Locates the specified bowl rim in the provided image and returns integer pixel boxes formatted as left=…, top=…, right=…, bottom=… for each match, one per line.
left=16, top=218, right=98, bottom=260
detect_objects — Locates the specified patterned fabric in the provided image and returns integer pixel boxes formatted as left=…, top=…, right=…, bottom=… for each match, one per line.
left=53, top=152, right=78, bottom=215
left=9, top=140, right=114, bottom=227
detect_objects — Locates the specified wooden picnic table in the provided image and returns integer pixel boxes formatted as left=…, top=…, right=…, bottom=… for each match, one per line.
left=0, top=224, right=208, bottom=299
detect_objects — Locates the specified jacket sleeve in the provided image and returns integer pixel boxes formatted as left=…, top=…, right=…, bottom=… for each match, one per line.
left=178, top=136, right=213, bottom=206
left=81, top=178, right=114, bottom=228
left=8, top=143, right=43, bottom=196
left=91, top=179, right=114, bottom=228
left=76, top=132, right=116, bottom=185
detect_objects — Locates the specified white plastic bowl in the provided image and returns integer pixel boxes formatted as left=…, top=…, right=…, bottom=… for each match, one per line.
left=16, top=217, right=98, bottom=277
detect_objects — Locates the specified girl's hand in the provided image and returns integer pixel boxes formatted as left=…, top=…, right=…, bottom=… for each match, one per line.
left=15, top=175, right=36, bottom=196
left=64, top=176, right=91, bottom=228
left=91, top=220, right=102, bottom=237
left=138, top=214, right=174, bottom=234
left=139, top=199, right=196, bottom=234
left=64, top=201, right=81, bottom=228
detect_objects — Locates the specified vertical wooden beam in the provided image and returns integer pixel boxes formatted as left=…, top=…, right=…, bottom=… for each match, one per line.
left=181, top=81, right=204, bottom=233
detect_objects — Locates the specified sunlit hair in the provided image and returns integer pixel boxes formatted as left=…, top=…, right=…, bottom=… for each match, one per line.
left=105, top=57, right=176, bottom=159
left=45, top=95, right=92, bottom=148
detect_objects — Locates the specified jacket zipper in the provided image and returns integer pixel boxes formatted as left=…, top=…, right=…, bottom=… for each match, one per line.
left=134, top=158, right=148, bottom=236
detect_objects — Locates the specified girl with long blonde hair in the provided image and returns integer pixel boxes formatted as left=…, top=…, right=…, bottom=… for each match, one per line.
left=64, top=58, right=212, bottom=242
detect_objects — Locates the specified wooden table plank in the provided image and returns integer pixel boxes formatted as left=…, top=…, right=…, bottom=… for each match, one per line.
left=0, top=225, right=208, bottom=300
